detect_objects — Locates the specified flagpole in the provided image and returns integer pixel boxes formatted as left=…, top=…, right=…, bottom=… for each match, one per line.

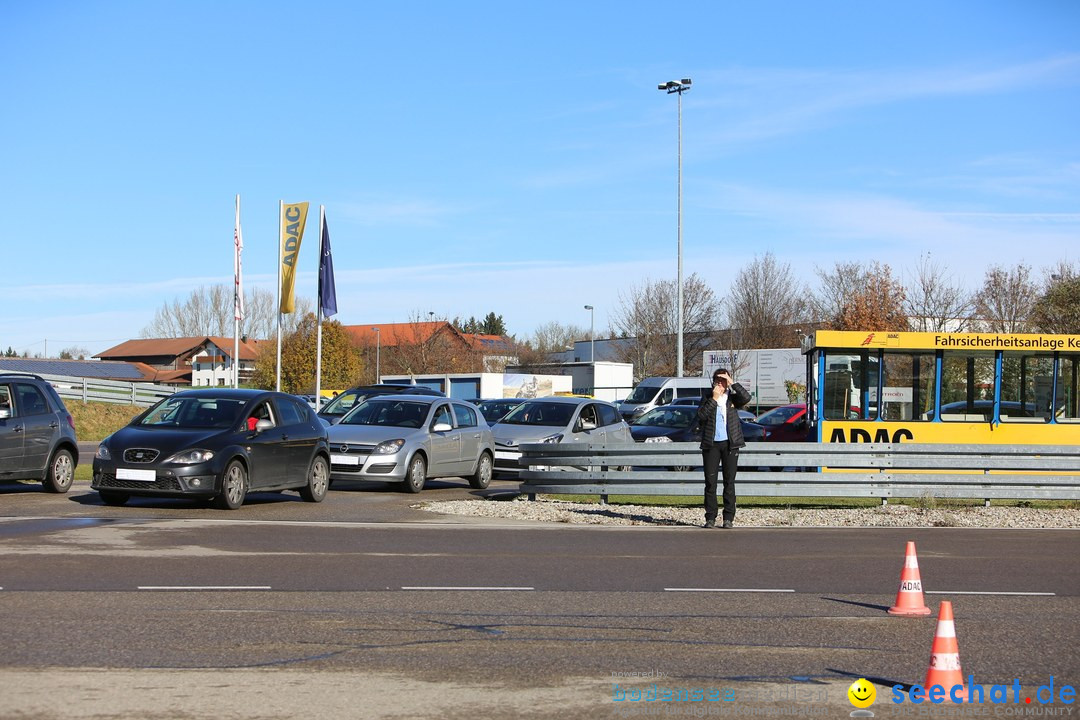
left=233, top=194, right=241, bottom=388
left=315, top=205, right=325, bottom=410
left=275, top=199, right=283, bottom=392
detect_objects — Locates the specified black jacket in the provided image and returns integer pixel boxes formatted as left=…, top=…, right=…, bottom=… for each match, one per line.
left=696, top=383, right=751, bottom=450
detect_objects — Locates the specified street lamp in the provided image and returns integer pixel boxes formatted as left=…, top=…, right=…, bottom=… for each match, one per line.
left=658, top=77, right=691, bottom=378
left=372, top=327, right=381, bottom=382
left=584, top=305, right=595, bottom=364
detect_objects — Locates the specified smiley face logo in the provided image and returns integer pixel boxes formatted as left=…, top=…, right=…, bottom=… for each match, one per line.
left=848, top=678, right=876, bottom=708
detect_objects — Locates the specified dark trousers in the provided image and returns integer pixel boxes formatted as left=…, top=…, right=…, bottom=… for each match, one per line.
left=702, top=442, right=738, bottom=522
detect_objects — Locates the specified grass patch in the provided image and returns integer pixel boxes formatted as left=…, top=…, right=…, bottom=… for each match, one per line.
left=67, top=401, right=142, bottom=442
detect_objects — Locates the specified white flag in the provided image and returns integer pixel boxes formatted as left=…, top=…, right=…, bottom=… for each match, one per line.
left=234, top=195, right=244, bottom=321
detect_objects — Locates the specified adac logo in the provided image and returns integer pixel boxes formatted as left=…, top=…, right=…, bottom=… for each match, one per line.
left=860, top=333, right=875, bottom=346
left=848, top=678, right=876, bottom=717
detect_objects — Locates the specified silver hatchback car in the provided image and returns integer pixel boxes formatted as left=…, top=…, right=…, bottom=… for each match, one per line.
left=490, top=396, right=631, bottom=475
left=327, top=395, right=494, bottom=493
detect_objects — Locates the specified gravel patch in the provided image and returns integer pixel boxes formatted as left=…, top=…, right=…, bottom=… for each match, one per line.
left=422, top=497, right=1080, bottom=528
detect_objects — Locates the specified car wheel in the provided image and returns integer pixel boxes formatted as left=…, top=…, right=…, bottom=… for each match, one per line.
left=401, top=454, right=426, bottom=493
left=43, top=448, right=75, bottom=493
left=468, top=452, right=493, bottom=489
left=99, top=490, right=129, bottom=506
left=215, top=460, right=247, bottom=510
left=299, top=456, right=329, bottom=503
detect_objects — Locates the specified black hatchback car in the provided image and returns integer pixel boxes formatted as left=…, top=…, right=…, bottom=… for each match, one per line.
left=92, top=389, right=330, bottom=509
left=0, top=372, right=79, bottom=493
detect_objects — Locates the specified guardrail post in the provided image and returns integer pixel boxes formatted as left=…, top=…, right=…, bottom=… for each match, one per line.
left=82, top=379, right=88, bottom=403
left=600, top=494, right=608, bottom=506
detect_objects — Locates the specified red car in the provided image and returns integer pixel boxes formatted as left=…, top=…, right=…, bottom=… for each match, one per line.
left=756, top=403, right=810, bottom=442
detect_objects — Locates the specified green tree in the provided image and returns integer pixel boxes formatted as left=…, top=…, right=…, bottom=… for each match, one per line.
left=251, top=315, right=363, bottom=393
left=480, top=312, right=507, bottom=335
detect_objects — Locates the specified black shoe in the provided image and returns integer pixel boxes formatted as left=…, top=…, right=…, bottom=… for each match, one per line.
left=722, top=520, right=734, bottom=529
left=703, top=520, right=716, bottom=529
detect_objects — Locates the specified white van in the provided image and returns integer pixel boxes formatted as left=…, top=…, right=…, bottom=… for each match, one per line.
left=617, top=376, right=713, bottom=422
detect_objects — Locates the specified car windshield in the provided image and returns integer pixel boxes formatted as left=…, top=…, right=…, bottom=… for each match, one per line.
left=479, top=401, right=521, bottom=423
left=623, top=386, right=659, bottom=403
left=500, top=401, right=575, bottom=427
left=138, top=397, right=245, bottom=429
left=756, top=405, right=803, bottom=426
left=634, top=407, right=696, bottom=428
left=319, top=389, right=364, bottom=416
left=342, top=399, right=429, bottom=428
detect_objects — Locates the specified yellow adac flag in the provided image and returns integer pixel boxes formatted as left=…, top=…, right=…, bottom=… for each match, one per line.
left=279, top=201, right=309, bottom=314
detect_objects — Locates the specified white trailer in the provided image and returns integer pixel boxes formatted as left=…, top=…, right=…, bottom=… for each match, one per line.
left=703, top=348, right=806, bottom=413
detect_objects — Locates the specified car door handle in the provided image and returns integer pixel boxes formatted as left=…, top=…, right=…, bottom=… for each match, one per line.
left=280, top=434, right=289, bottom=441
left=50, top=422, right=59, bottom=429
left=13, top=424, right=23, bottom=433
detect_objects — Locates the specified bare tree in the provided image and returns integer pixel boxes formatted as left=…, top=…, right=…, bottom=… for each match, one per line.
left=142, top=285, right=311, bottom=339
left=811, top=261, right=871, bottom=329
left=725, top=252, right=809, bottom=348
left=1031, top=260, right=1080, bottom=334
left=609, top=273, right=721, bottom=379
left=972, top=264, right=1036, bottom=333
left=903, top=253, right=975, bottom=332
left=530, top=321, right=587, bottom=354
left=384, top=311, right=483, bottom=376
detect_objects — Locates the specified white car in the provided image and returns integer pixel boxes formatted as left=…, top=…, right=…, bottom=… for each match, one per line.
left=327, top=395, right=494, bottom=493
left=489, top=397, right=631, bottom=475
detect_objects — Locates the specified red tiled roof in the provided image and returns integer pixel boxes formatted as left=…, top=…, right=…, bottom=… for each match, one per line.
left=95, top=336, right=263, bottom=362
left=345, top=322, right=454, bottom=347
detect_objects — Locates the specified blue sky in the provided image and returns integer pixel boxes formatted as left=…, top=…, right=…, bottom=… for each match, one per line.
left=4, top=1, right=1078, bottom=357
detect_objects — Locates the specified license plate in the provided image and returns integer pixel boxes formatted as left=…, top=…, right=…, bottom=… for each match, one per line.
left=331, top=454, right=361, bottom=466
left=494, top=451, right=519, bottom=461
left=116, top=468, right=156, bottom=482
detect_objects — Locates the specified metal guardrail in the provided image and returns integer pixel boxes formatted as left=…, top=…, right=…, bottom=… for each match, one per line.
left=37, top=373, right=176, bottom=408
left=517, top=442, right=1080, bottom=502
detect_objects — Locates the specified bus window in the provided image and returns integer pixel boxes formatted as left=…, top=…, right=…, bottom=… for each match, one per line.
left=940, top=352, right=995, bottom=422
left=1055, top=354, right=1079, bottom=424
left=1000, top=353, right=1051, bottom=423
left=881, top=352, right=934, bottom=421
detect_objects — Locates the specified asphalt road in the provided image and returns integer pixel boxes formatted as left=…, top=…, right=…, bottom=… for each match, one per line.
left=1, top=478, right=1077, bottom=719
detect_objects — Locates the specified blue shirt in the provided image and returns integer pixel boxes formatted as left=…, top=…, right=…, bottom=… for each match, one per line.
left=713, top=401, right=728, bottom=442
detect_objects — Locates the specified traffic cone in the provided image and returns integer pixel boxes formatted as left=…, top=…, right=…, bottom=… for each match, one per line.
left=888, top=541, right=932, bottom=616
left=922, top=601, right=970, bottom=703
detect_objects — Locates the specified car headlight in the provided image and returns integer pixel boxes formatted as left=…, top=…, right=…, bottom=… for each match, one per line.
left=373, top=439, right=405, bottom=455
left=541, top=433, right=563, bottom=444
left=95, top=444, right=111, bottom=460
left=164, top=449, right=215, bottom=464
left=644, top=436, right=672, bottom=443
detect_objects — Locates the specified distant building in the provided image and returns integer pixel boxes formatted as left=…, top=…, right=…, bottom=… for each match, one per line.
left=343, top=322, right=516, bottom=373
left=94, top=336, right=263, bottom=386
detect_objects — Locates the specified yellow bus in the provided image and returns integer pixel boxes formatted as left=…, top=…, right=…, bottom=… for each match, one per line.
left=803, top=330, right=1080, bottom=445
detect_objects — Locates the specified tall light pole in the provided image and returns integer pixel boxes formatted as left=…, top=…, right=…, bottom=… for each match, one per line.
left=658, top=77, right=691, bottom=378
left=373, top=327, right=381, bottom=382
left=584, top=305, right=595, bottom=364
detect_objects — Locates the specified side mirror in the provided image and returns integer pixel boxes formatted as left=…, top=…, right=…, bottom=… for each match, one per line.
left=432, top=422, right=453, bottom=433
left=580, top=419, right=597, bottom=431
left=253, top=418, right=274, bottom=434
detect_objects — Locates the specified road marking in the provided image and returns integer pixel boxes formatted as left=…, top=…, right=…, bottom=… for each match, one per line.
left=926, top=590, right=1056, bottom=596
left=137, top=586, right=272, bottom=591
left=401, top=586, right=534, bottom=591
left=664, top=588, right=796, bottom=593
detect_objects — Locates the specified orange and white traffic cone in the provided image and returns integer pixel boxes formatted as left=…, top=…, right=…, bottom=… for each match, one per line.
left=922, top=600, right=970, bottom=703
left=888, top=541, right=932, bottom=616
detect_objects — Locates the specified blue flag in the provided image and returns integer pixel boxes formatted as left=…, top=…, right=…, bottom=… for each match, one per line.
left=318, top=214, right=338, bottom=318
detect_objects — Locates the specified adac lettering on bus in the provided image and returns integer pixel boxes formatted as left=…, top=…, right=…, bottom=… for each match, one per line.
left=829, top=427, right=914, bottom=444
